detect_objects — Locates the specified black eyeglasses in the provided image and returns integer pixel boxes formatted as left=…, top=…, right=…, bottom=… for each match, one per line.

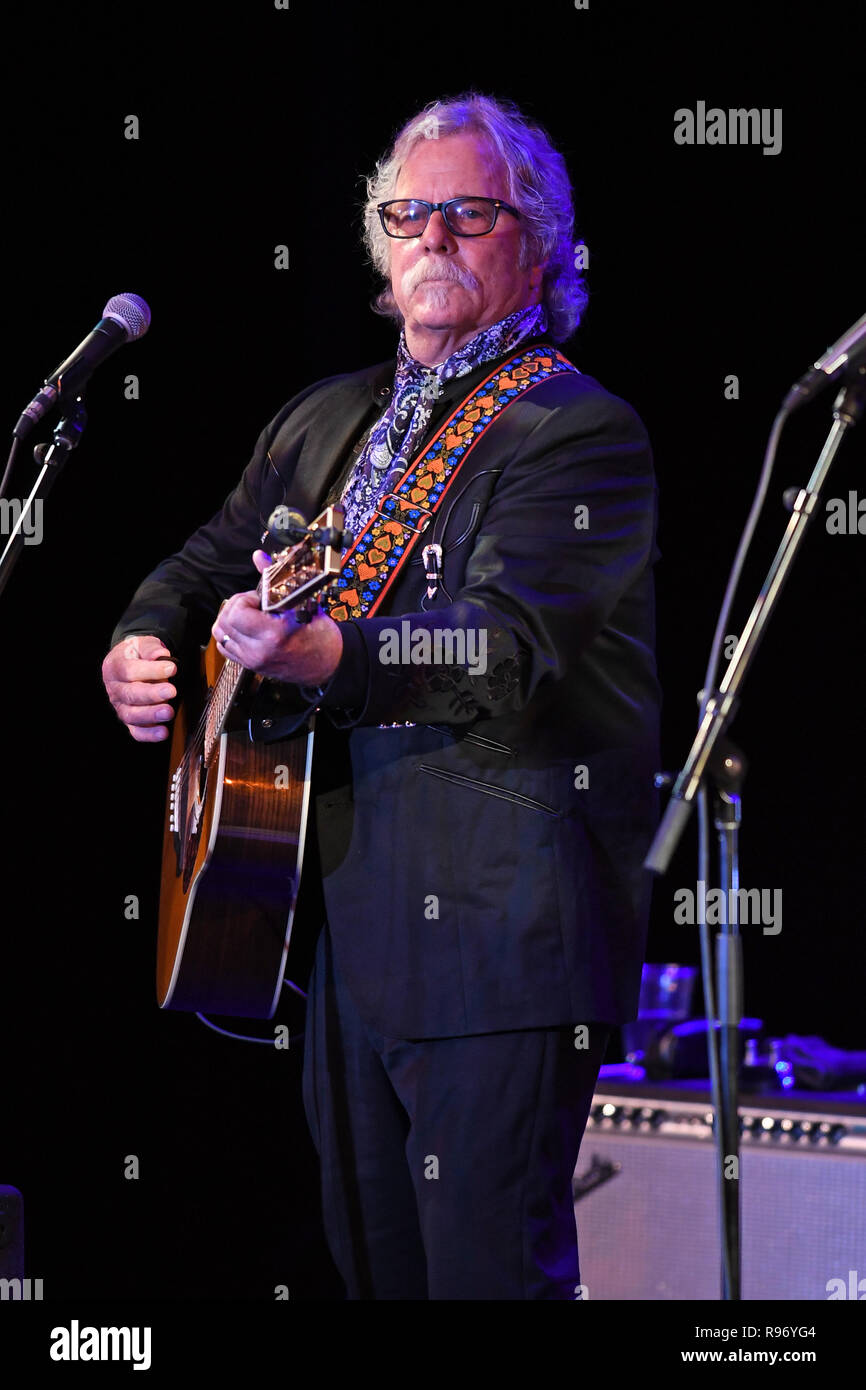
left=377, top=196, right=521, bottom=239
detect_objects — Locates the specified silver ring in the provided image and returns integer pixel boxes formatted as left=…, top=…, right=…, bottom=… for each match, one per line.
left=220, top=634, right=230, bottom=647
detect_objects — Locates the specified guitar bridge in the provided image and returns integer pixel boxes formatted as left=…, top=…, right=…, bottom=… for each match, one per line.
left=169, top=755, right=206, bottom=888
left=169, top=764, right=182, bottom=835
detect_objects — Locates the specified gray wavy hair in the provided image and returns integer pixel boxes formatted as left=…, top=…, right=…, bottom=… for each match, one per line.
left=362, top=92, right=588, bottom=343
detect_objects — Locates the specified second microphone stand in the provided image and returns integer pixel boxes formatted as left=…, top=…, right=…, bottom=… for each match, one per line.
left=645, top=363, right=866, bottom=1300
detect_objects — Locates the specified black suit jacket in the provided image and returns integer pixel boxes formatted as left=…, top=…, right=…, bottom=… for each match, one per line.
left=111, top=337, right=661, bottom=1036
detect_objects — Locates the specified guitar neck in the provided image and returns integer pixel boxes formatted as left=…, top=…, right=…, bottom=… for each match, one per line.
left=203, top=655, right=248, bottom=767
left=196, top=504, right=345, bottom=768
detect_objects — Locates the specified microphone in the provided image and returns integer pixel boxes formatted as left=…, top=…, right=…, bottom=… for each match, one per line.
left=265, top=507, right=310, bottom=548
left=783, top=310, right=866, bottom=412
left=264, top=506, right=351, bottom=554
left=13, top=292, right=151, bottom=438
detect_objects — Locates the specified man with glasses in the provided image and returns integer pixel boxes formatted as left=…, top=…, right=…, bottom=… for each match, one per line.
left=103, top=92, right=660, bottom=1300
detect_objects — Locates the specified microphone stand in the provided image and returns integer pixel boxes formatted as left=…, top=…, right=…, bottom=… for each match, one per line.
left=646, top=365, right=865, bottom=875
left=644, top=362, right=866, bottom=1301
left=710, top=741, right=746, bottom=1302
left=0, top=397, right=88, bottom=603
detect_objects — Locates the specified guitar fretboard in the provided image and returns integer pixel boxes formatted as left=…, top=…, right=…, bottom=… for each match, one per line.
left=204, top=657, right=245, bottom=767
left=179, top=508, right=342, bottom=781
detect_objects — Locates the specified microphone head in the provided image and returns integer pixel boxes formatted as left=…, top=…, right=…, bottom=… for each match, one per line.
left=266, top=506, right=310, bottom=548
left=102, top=292, right=151, bottom=341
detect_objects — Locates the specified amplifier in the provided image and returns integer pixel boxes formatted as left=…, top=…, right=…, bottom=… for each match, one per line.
left=573, top=1086, right=866, bottom=1300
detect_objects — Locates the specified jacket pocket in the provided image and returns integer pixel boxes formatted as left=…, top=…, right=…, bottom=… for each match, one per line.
left=416, top=763, right=560, bottom=816
left=426, top=724, right=515, bottom=757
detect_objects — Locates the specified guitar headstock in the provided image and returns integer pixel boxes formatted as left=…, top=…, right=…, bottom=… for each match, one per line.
left=260, top=504, right=346, bottom=615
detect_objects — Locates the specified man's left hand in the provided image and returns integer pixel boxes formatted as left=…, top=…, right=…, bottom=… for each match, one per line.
left=211, top=549, right=344, bottom=686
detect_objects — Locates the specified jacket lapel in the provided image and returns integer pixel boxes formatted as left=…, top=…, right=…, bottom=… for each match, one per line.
left=283, top=365, right=394, bottom=520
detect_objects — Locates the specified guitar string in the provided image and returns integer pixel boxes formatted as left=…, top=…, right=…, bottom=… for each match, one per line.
left=178, top=563, right=268, bottom=776
left=173, top=543, right=321, bottom=819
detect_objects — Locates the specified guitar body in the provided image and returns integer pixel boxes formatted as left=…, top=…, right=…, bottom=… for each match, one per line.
left=157, top=636, right=314, bottom=1019
left=153, top=504, right=343, bottom=1018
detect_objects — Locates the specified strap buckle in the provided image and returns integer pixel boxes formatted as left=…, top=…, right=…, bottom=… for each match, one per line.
left=422, top=541, right=443, bottom=599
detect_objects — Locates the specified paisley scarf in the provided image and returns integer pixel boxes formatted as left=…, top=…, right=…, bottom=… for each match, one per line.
left=340, top=302, right=548, bottom=537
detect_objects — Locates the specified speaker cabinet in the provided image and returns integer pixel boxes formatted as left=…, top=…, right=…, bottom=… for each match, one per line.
left=573, top=1086, right=866, bottom=1300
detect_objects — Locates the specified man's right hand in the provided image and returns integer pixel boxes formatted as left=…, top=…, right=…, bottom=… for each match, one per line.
left=102, top=634, right=178, bottom=743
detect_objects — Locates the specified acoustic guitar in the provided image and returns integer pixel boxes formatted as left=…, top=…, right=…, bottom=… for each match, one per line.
left=156, top=506, right=344, bottom=1019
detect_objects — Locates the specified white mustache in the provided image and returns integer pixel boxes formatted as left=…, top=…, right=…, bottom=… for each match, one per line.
left=404, top=262, right=478, bottom=295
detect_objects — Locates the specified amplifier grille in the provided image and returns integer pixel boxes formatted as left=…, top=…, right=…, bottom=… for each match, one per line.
left=574, top=1093, right=866, bottom=1300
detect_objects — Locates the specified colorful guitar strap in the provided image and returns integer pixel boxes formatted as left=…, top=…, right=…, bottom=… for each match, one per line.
left=322, top=344, right=579, bottom=622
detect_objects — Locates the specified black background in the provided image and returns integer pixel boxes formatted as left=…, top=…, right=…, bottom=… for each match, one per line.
left=1, top=0, right=864, bottom=1304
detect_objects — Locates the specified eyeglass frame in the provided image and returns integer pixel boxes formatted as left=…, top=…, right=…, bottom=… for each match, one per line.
left=376, top=196, right=522, bottom=239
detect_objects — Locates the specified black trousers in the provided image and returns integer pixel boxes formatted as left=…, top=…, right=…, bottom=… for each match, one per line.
left=301, top=921, right=610, bottom=1300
